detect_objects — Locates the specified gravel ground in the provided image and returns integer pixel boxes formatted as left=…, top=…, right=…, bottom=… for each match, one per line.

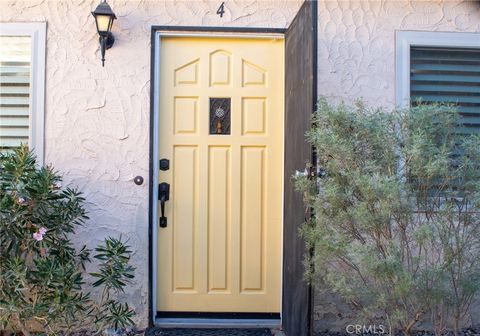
left=314, top=327, right=480, bottom=336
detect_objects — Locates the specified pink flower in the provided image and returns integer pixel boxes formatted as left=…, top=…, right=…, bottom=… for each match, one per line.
left=18, top=197, right=26, bottom=205
left=33, top=232, right=43, bottom=241
left=32, top=227, right=47, bottom=241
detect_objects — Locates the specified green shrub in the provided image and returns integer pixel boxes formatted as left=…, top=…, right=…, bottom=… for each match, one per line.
left=296, top=99, right=480, bottom=336
left=90, top=237, right=136, bottom=331
left=0, top=146, right=136, bottom=335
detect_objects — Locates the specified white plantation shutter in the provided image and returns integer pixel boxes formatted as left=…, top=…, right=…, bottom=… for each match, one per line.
left=0, top=23, right=46, bottom=163
left=0, top=36, right=31, bottom=150
left=410, top=47, right=480, bottom=134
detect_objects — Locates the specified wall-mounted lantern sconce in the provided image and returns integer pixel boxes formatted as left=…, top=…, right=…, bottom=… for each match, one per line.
left=91, top=0, right=116, bottom=66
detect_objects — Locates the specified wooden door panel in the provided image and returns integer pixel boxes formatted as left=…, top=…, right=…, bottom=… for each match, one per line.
left=157, top=37, right=284, bottom=313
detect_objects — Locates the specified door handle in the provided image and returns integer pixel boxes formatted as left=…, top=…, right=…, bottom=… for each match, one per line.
left=159, top=182, right=170, bottom=228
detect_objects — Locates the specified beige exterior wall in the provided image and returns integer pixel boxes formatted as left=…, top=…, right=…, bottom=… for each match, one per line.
left=0, top=0, right=302, bottom=327
left=1, top=0, right=480, bottom=330
left=318, top=0, right=480, bottom=107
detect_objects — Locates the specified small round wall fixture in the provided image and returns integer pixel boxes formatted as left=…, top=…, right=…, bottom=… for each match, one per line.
left=91, top=0, right=116, bottom=66
left=134, top=176, right=144, bottom=186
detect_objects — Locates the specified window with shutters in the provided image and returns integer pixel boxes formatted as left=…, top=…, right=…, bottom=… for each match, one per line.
left=410, top=47, right=480, bottom=134
left=0, top=23, right=46, bottom=163
left=396, top=31, right=480, bottom=133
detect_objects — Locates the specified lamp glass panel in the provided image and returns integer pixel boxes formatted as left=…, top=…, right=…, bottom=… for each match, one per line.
left=96, top=15, right=111, bottom=33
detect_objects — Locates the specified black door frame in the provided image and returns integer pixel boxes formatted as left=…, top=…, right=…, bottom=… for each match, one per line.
left=148, top=4, right=317, bottom=331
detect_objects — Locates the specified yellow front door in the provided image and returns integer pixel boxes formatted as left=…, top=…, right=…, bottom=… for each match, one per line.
left=157, top=36, right=284, bottom=313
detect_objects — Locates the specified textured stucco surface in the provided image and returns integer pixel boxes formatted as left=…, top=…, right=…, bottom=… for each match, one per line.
left=0, top=0, right=302, bottom=327
left=2, top=0, right=480, bottom=331
left=318, top=0, right=480, bottom=108
left=315, top=0, right=480, bottom=332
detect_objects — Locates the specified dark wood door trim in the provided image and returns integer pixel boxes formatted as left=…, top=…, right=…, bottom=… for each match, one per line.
left=148, top=25, right=289, bottom=327
left=283, top=1, right=318, bottom=335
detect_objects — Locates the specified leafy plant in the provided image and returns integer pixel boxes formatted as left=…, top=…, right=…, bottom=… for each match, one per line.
left=296, top=99, right=480, bottom=336
left=0, top=146, right=136, bottom=335
left=90, top=237, right=136, bottom=331
left=0, top=145, right=91, bottom=335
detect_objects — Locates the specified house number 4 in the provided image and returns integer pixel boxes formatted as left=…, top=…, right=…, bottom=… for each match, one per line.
left=217, top=2, right=225, bottom=17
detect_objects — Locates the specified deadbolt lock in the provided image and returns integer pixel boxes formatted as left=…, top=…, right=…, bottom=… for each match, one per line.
left=160, top=158, right=169, bottom=171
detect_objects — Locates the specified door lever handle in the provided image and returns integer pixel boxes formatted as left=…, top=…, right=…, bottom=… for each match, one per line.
left=159, top=182, right=170, bottom=228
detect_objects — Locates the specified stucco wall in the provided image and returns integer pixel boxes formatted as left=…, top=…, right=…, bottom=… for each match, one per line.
left=2, top=0, right=480, bottom=331
left=0, top=0, right=303, bottom=327
left=318, top=0, right=480, bottom=107
left=315, top=0, right=480, bottom=332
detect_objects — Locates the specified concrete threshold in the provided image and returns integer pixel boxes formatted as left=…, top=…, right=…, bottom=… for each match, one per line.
left=154, top=318, right=281, bottom=329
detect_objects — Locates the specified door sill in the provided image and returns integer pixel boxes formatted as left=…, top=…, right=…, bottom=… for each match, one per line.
left=154, top=318, right=281, bottom=329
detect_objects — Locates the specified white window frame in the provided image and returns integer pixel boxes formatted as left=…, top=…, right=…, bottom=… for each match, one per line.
left=395, top=30, right=480, bottom=109
left=0, top=22, right=46, bottom=164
